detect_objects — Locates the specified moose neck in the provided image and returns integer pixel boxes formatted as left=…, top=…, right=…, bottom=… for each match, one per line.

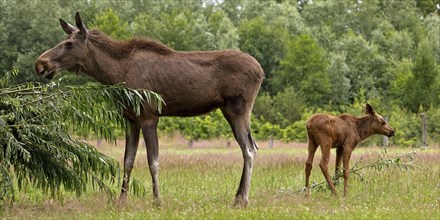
left=355, top=116, right=375, bottom=141
left=82, top=43, right=125, bottom=85
left=78, top=30, right=176, bottom=85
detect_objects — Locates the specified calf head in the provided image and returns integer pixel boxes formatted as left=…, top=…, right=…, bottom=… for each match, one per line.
left=365, top=104, right=395, bottom=137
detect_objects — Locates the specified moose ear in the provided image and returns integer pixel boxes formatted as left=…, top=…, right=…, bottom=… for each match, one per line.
left=75, top=11, right=89, bottom=36
left=365, top=103, right=375, bottom=115
left=59, top=18, right=77, bottom=35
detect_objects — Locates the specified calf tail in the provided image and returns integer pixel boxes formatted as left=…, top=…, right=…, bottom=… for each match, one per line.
left=306, top=122, right=316, bottom=146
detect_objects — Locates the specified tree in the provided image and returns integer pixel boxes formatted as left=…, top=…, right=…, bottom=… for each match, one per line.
left=335, top=31, right=387, bottom=102
left=253, top=87, right=305, bottom=127
left=89, top=9, right=130, bottom=40
left=238, top=17, right=289, bottom=93
left=326, top=52, right=351, bottom=108
left=133, top=8, right=238, bottom=51
left=274, top=34, right=330, bottom=106
left=388, top=58, right=413, bottom=106
left=205, top=10, right=239, bottom=50
left=415, top=0, right=440, bottom=16
left=0, top=0, right=66, bottom=83
left=0, top=0, right=104, bottom=84
left=423, top=14, right=440, bottom=62
left=381, top=0, right=423, bottom=32
left=403, top=39, right=440, bottom=112
left=275, top=34, right=327, bottom=88
left=0, top=69, right=163, bottom=202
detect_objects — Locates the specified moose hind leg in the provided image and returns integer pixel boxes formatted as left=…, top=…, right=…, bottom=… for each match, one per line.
left=141, top=118, right=161, bottom=205
left=342, top=149, right=353, bottom=197
left=319, top=144, right=338, bottom=196
left=120, top=120, right=141, bottom=202
left=305, top=133, right=318, bottom=197
left=221, top=102, right=256, bottom=207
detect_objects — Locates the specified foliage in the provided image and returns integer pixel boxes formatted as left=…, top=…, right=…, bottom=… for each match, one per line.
left=253, top=87, right=305, bottom=128
left=132, top=8, right=238, bottom=51
left=275, top=34, right=328, bottom=95
left=0, top=0, right=438, bottom=146
left=89, top=8, right=130, bottom=40
left=158, top=109, right=232, bottom=144
left=0, top=69, right=163, bottom=202
left=238, top=17, right=289, bottom=93
left=425, top=107, right=440, bottom=143
left=402, top=39, right=440, bottom=112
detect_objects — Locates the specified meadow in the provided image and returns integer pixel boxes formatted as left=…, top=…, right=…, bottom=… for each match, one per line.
left=1, top=137, right=439, bottom=219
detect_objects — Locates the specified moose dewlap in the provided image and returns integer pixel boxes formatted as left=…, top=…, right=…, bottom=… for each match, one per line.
left=304, top=104, right=395, bottom=197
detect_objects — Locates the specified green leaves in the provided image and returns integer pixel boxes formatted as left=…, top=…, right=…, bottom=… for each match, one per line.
left=0, top=71, right=164, bottom=202
left=89, top=9, right=130, bottom=40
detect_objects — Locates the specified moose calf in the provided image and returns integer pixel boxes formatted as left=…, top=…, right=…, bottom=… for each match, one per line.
left=305, top=104, right=395, bottom=197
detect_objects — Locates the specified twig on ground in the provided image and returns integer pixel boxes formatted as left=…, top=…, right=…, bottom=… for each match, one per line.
left=284, top=149, right=423, bottom=195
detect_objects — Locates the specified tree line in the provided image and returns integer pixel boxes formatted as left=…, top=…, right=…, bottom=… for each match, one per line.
left=1, top=0, right=439, bottom=146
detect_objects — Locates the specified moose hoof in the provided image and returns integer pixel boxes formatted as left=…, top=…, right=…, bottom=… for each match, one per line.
left=233, top=195, right=249, bottom=208
left=304, top=190, right=310, bottom=198
left=153, top=197, right=162, bottom=207
left=116, top=193, right=128, bottom=207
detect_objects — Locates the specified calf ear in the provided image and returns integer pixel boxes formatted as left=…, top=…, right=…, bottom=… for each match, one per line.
left=60, top=18, right=77, bottom=35
left=365, top=103, right=375, bottom=115
left=75, top=11, right=89, bottom=36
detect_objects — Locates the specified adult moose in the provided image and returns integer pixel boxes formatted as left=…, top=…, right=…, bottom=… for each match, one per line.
left=35, top=12, right=264, bottom=206
left=305, top=104, right=394, bottom=197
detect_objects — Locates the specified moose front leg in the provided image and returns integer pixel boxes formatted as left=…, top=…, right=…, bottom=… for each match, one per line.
left=335, top=148, right=343, bottom=177
left=141, top=117, right=161, bottom=205
left=120, top=120, right=141, bottom=202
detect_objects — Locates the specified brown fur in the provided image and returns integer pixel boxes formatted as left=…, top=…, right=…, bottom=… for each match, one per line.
left=87, top=30, right=175, bottom=57
left=304, top=104, right=394, bottom=197
left=35, top=12, right=264, bottom=206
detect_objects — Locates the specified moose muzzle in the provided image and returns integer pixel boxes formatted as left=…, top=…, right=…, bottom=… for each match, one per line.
left=35, top=58, right=56, bottom=79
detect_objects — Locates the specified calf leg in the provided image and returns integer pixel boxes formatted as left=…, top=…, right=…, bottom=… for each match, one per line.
left=319, top=144, right=338, bottom=196
left=120, top=120, right=141, bottom=202
left=305, top=133, right=318, bottom=197
left=141, top=117, right=160, bottom=205
left=342, top=149, right=353, bottom=197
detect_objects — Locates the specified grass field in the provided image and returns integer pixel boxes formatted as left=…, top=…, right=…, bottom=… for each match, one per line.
left=1, top=137, right=439, bottom=219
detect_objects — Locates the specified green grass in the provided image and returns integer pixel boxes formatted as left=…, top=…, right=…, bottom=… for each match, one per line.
left=1, top=139, right=439, bottom=219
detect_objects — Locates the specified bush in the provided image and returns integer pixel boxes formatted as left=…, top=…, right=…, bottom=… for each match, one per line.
left=425, top=107, right=440, bottom=145
left=253, top=87, right=305, bottom=128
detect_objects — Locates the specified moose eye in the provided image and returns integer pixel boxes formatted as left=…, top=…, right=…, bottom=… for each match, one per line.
left=64, top=41, right=73, bottom=49
left=382, top=121, right=386, bottom=125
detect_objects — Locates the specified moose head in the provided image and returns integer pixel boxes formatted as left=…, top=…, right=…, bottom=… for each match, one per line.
left=364, top=103, right=395, bottom=137
left=35, top=12, right=89, bottom=79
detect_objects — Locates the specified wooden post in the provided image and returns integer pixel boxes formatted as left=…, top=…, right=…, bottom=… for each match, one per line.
left=421, top=113, right=427, bottom=147
left=269, top=136, right=274, bottom=149
left=383, top=116, right=388, bottom=147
